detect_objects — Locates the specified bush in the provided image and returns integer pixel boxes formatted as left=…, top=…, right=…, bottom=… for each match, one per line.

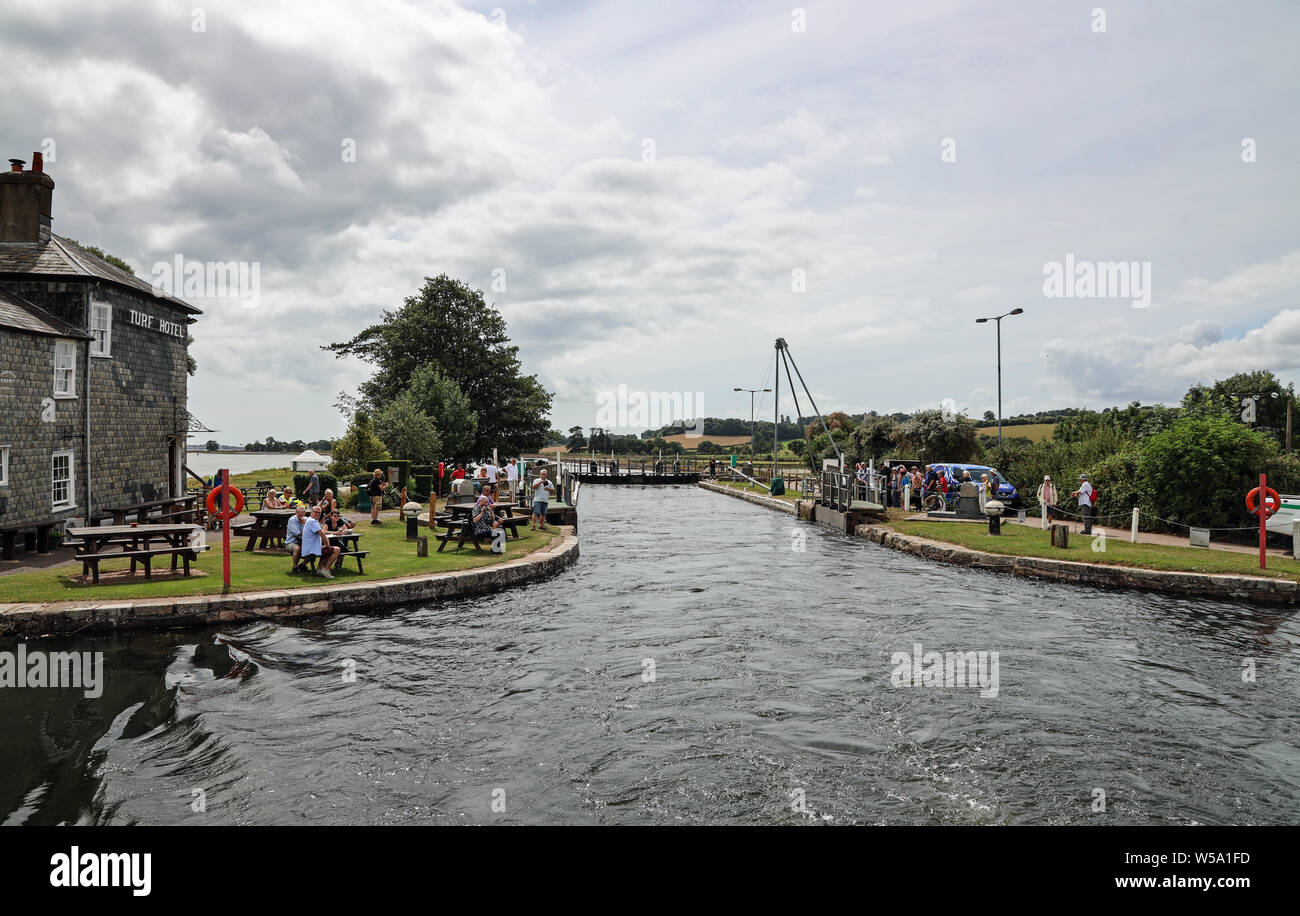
left=292, top=472, right=338, bottom=499
left=1138, top=417, right=1277, bottom=529
left=1086, top=449, right=1143, bottom=524
left=1262, top=454, right=1300, bottom=495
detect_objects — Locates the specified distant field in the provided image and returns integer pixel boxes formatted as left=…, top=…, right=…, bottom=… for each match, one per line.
left=977, top=422, right=1055, bottom=442
left=662, top=433, right=751, bottom=449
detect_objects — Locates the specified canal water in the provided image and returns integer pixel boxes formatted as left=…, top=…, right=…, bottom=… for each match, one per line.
left=2, top=486, right=1297, bottom=825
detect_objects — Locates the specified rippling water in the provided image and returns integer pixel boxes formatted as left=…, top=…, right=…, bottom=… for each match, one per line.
left=2, top=486, right=1298, bottom=825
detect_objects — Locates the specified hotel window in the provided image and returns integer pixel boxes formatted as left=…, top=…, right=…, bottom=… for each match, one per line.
left=0, top=446, right=8, bottom=487
left=90, top=301, right=113, bottom=357
left=52, top=450, right=75, bottom=509
left=54, top=340, right=77, bottom=397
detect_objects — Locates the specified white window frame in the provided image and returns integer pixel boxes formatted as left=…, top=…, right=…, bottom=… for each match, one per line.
left=90, top=300, right=113, bottom=357
left=53, top=339, right=77, bottom=398
left=52, top=449, right=76, bottom=510
left=0, top=446, right=9, bottom=487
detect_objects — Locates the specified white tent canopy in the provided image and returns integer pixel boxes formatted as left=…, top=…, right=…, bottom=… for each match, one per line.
left=291, top=449, right=329, bottom=471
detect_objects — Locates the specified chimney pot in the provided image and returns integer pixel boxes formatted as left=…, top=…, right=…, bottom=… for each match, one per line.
left=8, top=159, right=24, bottom=173
left=31, top=152, right=43, bottom=173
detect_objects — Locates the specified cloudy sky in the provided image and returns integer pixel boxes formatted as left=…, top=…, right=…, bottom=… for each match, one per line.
left=4, top=0, right=1298, bottom=445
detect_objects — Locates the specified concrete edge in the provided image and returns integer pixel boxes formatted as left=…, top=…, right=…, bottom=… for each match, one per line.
left=0, top=529, right=580, bottom=638
left=697, top=480, right=797, bottom=514
left=856, top=524, right=1300, bottom=605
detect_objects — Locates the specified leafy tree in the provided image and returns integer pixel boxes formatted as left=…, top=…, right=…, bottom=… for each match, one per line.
left=1184, top=370, right=1295, bottom=431
left=589, top=427, right=613, bottom=454
left=203, top=439, right=219, bottom=451
left=1138, top=416, right=1276, bottom=528
left=408, top=365, right=477, bottom=460
left=324, top=274, right=552, bottom=456
left=374, top=392, right=442, bottom=464
left=982, top=410, right=996, bottom=422
left=329, top=410, right=391, bottom=479
left=850, top=416, right=896, bottom=463
left=890, top=410, right=979, bottom=465
left=565, top=425, right=587, bottom=452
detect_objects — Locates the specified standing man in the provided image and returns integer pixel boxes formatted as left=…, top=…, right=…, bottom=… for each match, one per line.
left=708, top=457, right=717, bottom=480
left=506, top=458, right=520, bottom=501
left=286, top=505, right=307, bottom=572
left=1036, top=476, right=1058, bottom=529
left=301, top=505, right=340, bottom=578
left=305, top=470, right=322, bottom=504
left=1071, top=474, right=1094, bottom=535
left=368, top=468, right=388, bottom=526
left=531, top=468, right=556, bottom=531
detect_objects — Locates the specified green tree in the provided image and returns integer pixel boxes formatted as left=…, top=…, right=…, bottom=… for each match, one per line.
left=565, top=426, right=587, bottom=452
left=324, top=274, right=552, bottom=456
left=203, top=439, right=219, bottom=451
left=373, top=392, right=442, bottom=464
left=890, top=410, right=979, bottom=464
left=408, top=365, right=477, bottom=460
left=1185, top=370, right=1295, bottom=432
left=850, top=416, right=896, bottom=463
left=329, top=410, right=391, bottom=479
left=1138, top=416, right=1276, bottom=528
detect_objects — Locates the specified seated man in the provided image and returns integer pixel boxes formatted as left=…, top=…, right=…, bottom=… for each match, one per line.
left=301, top=505, right=340, bottom=578
left=286, top=506, right=307, bottom=571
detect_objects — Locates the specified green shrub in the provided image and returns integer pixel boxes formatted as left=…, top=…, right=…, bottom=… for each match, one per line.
left=292, top=472, right=338, bottom=499
left=1138, top=417, right=1277, bottom=529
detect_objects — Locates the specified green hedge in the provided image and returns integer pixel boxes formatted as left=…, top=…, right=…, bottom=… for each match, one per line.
left=366, top=459, right=411, bottom=493
left=293, top=473, right=339, bottom=499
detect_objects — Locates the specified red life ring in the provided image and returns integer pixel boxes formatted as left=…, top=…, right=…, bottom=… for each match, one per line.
left=1245, top=486, right=1280, bottom=518
left=206, top=485, right=245, bottom=516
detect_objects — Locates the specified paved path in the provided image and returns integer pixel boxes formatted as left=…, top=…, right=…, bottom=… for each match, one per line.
left=1005, top=510, right=1297, bottom=559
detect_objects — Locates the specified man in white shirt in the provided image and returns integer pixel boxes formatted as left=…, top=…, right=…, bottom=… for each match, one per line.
left=1071, top=473, right=1094, bottom=534
left=505, top=458, right=520, bottom=499
left=531, top=469, right=556, bottom=531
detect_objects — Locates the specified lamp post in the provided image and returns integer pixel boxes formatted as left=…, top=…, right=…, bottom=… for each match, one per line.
left=734, top=387, right=771, bottom=460
left=975, top=308, right=1024, bottom=453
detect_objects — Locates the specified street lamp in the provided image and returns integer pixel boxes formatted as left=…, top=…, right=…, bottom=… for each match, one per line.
left=974, top=308, right=1024, bottom=453
left=735, top=387, right=772, bottom=458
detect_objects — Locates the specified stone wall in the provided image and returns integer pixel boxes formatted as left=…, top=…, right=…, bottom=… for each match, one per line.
left=0, top=326, right=87, bottom=530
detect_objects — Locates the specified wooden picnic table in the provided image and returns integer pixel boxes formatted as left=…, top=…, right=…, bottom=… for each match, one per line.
left=102, top=495, right=200, bottom=526
left=243, top=508, right=297, bottom=551
left=70, top=522, right=207, bottom=583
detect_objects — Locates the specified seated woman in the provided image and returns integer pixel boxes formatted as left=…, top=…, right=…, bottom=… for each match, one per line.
left=263, top=488, right=283, bottom=509
left=324, top=509, right=354, bottom=532
left=471, top=484, right=502, bottom=540
left=318, top=488, right=338, bottom=516
left=282, top=486, right=302, bottom=508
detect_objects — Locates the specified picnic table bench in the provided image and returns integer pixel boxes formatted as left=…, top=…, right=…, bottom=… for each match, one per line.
left=243, top=508, right=296, bottom=551
left=69, top=523, right=208, bottom=584
left=102, top=496, right=200, bottom=526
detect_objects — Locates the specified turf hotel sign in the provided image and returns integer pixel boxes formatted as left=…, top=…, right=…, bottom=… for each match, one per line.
left=127, top=307, right=187, bottom=338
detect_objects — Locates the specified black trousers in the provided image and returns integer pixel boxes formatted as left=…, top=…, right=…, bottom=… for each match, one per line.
left=1080, top=504, right=1093, bottom=534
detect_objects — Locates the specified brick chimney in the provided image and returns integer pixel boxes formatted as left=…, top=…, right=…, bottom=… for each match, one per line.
left=0, top=152, right=55, bottom=243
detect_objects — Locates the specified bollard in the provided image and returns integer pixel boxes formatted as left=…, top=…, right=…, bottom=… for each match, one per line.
left=1131, top=507, right=1139, bottom=544
left=1050, top=523, right=1070, bottom=548
left=987, top=513, right=1001, bottom=535
left=416, top=536, right=428, bottom=557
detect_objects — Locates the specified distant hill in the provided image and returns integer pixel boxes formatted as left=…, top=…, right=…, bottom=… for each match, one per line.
left=976, top=422, right=1055, bottom=442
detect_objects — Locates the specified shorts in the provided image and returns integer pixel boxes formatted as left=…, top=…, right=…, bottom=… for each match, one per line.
left=532, top=501, right=549, bottom=516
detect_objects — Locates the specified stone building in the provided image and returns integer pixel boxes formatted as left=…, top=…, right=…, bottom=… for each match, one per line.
left=0, top=151, right=201, bottom=557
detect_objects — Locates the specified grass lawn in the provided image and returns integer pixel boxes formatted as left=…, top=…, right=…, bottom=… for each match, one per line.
left=892, top=519, right=1300, bottom=583
left=976, top=422, right=1056, bottom=442
left=0, top=515, right=563, bottom=604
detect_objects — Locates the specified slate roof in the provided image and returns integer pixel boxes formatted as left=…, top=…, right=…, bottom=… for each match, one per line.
left=0, top=287, right=92, bottom=339
left=0, top=235, right=201, bottom=314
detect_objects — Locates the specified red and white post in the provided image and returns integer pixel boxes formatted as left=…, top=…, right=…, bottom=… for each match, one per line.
left=221, top=468, right=232, bottom=588
left=1259, top=472, right=1267, bottom=571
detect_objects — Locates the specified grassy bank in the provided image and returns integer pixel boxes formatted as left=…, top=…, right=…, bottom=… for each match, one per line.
left=0, top=517, right=562, bottom=603
left=890, top=519, right=1300, bottom=583
left=707, top=479, right=804, bottom=504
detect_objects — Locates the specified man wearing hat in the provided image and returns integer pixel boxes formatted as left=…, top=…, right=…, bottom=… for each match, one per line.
left=1071, top=474, right=1094, bottom=535
left=1036, top=475, right=1058, bottom=529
